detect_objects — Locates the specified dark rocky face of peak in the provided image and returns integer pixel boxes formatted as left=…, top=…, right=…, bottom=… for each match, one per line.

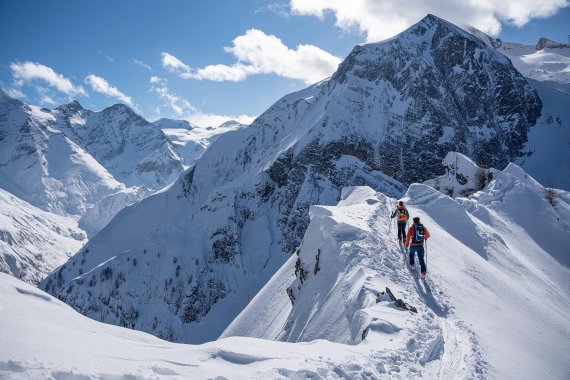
left=152, top=118, right=194, bottom=131
left=330, top=14, right=542, bottom=184
left=56, top=99, right=84, bottom=113
left=536, top=37, right=570, bottom=51
left=102, top=103, right=134, bottom=115
left=0, top=88, right=24, bottom=109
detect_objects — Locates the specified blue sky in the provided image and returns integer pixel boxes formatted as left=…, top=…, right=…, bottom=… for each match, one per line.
left=1, top=0, right=569, bottom=127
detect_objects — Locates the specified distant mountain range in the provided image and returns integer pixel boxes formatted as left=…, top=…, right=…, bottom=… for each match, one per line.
left=0, top=89, right=247, bottom=283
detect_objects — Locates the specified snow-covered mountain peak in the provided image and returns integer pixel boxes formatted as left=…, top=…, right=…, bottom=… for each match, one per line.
left=330, top=14, right=541, bottom=181
left=152, top=118, right=195, bottom=131
left=56, top=99, right=84, bottom=113
left=536, top=37, right=570, bottom=51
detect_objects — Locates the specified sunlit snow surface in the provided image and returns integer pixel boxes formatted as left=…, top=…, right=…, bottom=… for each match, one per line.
left=3, top=163, right=569, bottom=379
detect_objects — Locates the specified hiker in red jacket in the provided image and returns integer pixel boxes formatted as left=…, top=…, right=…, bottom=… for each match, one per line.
left=406, top=216, right=430, bottom=278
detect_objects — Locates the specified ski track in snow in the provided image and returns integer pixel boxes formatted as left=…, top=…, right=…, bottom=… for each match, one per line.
left=363, top=199, right=487, bottom=380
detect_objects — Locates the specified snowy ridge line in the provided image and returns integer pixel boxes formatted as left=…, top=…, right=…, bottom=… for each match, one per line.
left=225, top=162, right=569, bottom=379
left=225, top=185, right=486, bottom=378
left=1, top=162, right=569, bottom=378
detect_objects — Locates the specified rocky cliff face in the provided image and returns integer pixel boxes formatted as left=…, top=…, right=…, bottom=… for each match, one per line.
left=41, top=15, right=545, bottom=343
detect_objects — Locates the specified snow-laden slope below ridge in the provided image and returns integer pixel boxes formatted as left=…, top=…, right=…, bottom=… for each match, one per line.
left=223, top=165, right=570, bottom=379
left=4, top=164, right=568, bottom=378
left=515, top=79, right=570, bottom=189
left=0, top=188, right=86, bottom=285
left=0, top=271, right=467, bottom=379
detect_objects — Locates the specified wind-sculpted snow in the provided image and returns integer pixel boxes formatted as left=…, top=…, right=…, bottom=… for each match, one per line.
left=0, top=273, right=475, bottom=379
left=42, top=14, right=559, bottom=344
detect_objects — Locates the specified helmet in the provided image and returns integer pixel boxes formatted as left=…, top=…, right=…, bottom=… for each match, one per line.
left=399, top=201, right=404, bottom=206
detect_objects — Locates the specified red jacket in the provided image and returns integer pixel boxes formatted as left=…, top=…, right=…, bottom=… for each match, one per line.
left=406, top=223, right=430, bottom=247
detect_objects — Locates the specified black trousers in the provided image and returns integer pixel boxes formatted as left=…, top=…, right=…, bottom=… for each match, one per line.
left=397, top=222, right=407, bottom=241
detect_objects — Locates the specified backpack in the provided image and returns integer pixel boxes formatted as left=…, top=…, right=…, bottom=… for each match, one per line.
left=413, top=223, right=425, bottom=244
left=397, top=207, right=407, bottom=222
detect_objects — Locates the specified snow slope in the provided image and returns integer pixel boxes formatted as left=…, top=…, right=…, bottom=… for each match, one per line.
left=2, top=272, right=431, bottom=379
left=0, top=188, right=86, bottom=285
left=158, top=119, right=247, bottom=168
left=4, top=166, right=569, bottom=378
left=516, top=79, right=570, bottom=189
left=224, top=165, right=570, bottom=379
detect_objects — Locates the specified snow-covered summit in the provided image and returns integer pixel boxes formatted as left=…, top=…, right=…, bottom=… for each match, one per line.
left=152, top=117, right=195, bottom=131
left=0, top=95, right=123, bottom=216
left=56, top=99, right=84, bottom=114
left=329, top=14, right=541, bottom=180
left=159, top=119, right=247, bottom=168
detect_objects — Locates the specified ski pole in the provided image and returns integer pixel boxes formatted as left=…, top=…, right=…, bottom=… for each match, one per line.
left=425, top=240, right=428, bottom=271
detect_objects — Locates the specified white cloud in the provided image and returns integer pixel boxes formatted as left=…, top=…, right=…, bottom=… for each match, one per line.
left=255, top=2, right=291, bottom=17
left=2, top=87, right=26, bottom=100
left=161, top=52, right=192, bottom=74
left=187, top=111, right=255, bottom=128
left=150, top=77, right=195, bottom=116
left=133, top=59, right=152, bottom=71
left=148, top=77, right=255, bottom=127
left=150, top=75, right=166, bottom=84
left=40, top=95, right=56, bottom=105
left=84, top=74, right=132, bottom=106
left=290, top=0, right=570, bottom=41
left=10, top=61, right=86, bottom=96
left=98, top=51, right=114, bottom=63
left=162, top=29, right=342, bottom=84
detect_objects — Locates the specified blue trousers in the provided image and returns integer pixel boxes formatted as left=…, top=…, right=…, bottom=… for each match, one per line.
left=409, top=245, right=426, bottom=273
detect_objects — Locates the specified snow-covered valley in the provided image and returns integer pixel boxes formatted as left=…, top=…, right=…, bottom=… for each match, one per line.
left=2, top=161, right=568, bottom=379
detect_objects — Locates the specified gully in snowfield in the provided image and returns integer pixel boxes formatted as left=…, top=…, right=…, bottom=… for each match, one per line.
left=390, top=201, right=409, bottom=245
left=406, top=216, right=430, bottom=279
